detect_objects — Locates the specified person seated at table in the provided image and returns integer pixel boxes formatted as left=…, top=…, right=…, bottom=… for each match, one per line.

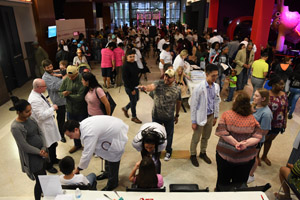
left=175, top=66, right=190, bottom=86
left=59, top=156, right=97, bottom=190
left=132, top=122, right=167, bottom=174
left=275, top=159, right=300, bottom=200
left=129, top=156, right=164, bottom=189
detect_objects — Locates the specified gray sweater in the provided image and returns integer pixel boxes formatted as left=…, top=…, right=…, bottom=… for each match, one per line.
left=11, top=117, right=47, bottom=180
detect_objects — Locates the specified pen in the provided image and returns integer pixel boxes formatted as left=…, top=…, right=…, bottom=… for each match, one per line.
left=261, top=194, right=264, bottom=200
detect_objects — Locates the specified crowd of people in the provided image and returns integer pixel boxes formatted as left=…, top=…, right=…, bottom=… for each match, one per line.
left=10, top=24, right=300, bottom=200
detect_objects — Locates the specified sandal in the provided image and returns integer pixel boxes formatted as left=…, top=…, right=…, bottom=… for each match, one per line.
left=262, top=157, right=271, bottom=166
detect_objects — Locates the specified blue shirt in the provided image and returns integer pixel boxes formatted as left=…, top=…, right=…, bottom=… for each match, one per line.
left=206, top=81, right=215, bottom=115
left=253, top=106, right=273, bottom=143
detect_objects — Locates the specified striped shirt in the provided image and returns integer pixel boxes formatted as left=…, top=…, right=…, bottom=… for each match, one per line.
left=216, top=110, right=263, bottom=163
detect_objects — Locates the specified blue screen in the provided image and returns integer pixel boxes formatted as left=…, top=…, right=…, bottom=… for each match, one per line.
left=48, top=26, right=56, bottom=38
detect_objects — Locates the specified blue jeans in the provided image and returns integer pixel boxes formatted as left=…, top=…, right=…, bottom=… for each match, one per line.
left=86, top=173, right=97, bottom=190
left=237, top=68, right=248, bottom=90
left=153, top=117, right=174, bottom=154
left=227, top=87, right=236, bottom=101
left=125, top=88, right=139, bottom=118
left=67, top=112, right=88, bottom=147
left=288, top=87, right=300, bottom=116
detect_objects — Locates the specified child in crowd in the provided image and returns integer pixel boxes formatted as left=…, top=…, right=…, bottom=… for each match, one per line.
left=59, top=156, right=97, bottom=190
left=52, top=60, right=68, bottom=78
left=129, top=156, right=164, bottom=189
left=224, top=69, right=237, bottom=102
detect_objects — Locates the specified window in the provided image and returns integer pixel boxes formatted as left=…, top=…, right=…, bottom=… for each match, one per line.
left=166, top=0, right=180, bottom=25
left=114, top=1, right=130, bottom=27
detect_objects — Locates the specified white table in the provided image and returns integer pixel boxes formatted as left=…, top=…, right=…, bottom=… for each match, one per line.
left=44, top=190, right=269, bottom=200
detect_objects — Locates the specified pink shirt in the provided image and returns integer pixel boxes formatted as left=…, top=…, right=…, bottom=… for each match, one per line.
left=85, top=87, right=105, bottom=116
left=101, top=48, right=115, bottom=68
left=113, top=47, right=125, bottom=67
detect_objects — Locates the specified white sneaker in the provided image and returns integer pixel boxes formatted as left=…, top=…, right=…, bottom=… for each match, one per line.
left=164, top=153, right=171, bottom=161
left=247, top=175, right=255, bottom=183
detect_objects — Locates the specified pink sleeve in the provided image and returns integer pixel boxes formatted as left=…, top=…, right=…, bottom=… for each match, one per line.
left=122, top=50, right=125, bottom=57
left=96, top=87, right=105, bottom=98
left=157, top=174, right=164, bottom=188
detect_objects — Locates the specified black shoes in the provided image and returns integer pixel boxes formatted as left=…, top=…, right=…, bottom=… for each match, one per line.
left=97, top=173, right=109, bottom=180
left=199, top=153, right=212, bottom=164
left=61, top=137, right=66, bottom=143
left=53, top=159, right=61, bottom=164
left=47, top=167, right=58, bottom=174
left=190, top=155, right=199, bottom=167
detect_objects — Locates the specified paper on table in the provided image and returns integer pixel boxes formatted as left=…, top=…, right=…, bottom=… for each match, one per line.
left=96, top=198, right=108, bottom=200
left=38, top=175, right=63, bottom=197
left=55, top=194, right=74, bottom=200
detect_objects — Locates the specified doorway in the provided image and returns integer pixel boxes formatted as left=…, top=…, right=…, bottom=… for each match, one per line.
left=0, top=6, right=28, bottom=92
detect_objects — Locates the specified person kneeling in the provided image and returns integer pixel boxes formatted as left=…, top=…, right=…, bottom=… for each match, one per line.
left=129, top=156, right=163, bottom=189
left=59, top=156, right=97, bottom=190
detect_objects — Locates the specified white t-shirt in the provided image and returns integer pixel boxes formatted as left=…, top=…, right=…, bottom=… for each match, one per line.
left=135, top=37, right=141, bottom=48
left=174, top=33, right=184, bottom=42
left=159, top=50, right=172, bottom=69
left=117, top=37, right=123, bottom=45
left=157, top=39, right=169, bottom=51
left=60, top=174, right=89, bottom=185
left=134, top=48, right=143, bottom=69
left=173, top=54, right=185, bottom=71
left=209, top=36, right=221, bottom=44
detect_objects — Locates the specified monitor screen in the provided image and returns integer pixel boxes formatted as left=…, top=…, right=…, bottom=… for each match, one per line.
left=48, top=26, right=57, bottom=38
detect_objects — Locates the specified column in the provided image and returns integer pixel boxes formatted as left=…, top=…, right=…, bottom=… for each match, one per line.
left=250, top=0, right=275, bottom=59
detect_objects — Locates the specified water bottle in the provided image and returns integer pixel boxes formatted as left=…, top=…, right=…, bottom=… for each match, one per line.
left=75, top=188, right=82, bottom=199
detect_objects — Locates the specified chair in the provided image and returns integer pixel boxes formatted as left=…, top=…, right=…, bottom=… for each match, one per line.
left=217, top=182, right=271, bottom=192
left=277, top=177, right=300, bottom=199
left=126, top=184, right=166, bottom=192
left=169, top=184, right=209, bottom=192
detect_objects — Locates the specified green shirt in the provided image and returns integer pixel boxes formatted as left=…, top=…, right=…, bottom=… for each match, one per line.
left=59, top=74, right=87, bottom=115
left=229, top=75, right=237, bottom=88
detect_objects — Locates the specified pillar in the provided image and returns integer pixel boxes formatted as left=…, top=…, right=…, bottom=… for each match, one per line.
left=208, top=0, right=219, bottom=30
left=250, top=0, right=275, bottom=59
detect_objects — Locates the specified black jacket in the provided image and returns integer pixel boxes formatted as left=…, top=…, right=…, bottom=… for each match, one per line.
left=122, top=61, right=140, bottom=91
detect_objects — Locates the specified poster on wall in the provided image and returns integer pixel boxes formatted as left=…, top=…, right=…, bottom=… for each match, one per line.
left=152, top=12, right=160, bottom=20
left=137, top=13, right=144, bottom=20
left=56, top=19, right=86, bottom=42
left=145, top=13, right=152, bottom=20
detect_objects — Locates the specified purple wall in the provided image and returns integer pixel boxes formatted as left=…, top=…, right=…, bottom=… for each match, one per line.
left=217, top=0, right=256, bottom=34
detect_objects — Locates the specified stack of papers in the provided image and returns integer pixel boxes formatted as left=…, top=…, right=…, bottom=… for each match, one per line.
left=190, top=70, right=206, bottom=82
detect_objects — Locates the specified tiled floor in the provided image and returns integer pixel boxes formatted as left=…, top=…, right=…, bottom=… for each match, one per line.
left=0, top=55, right=299, bottom=200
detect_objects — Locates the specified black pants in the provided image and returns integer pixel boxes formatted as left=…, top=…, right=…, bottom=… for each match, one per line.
left=33, top=168, right=47, bottom=200
left=103, top=160, right=120, bottom=190
left=216, top=152, right=255, bottom=190
left=47, top=142, right=58, bottom=168
left=56, top=105, right=66, bottom=139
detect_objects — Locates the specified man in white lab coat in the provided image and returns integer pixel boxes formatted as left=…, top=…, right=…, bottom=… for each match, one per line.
left=63, top=115, right=129, bottom=191
left=28, top=78, right=61, bottom=173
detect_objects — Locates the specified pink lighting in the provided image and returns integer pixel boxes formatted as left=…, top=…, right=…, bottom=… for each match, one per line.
left=272, top=0, right=300, bottom=51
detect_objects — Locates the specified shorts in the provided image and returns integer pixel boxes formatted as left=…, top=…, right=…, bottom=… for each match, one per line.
left=102, top=67, right=112, bottom=77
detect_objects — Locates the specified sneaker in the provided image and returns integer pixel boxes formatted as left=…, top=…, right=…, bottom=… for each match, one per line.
left=223, top=99, right=228, bottom=102
left=199, top=153, right=212, bottom=164
left=247, top=175, right=255, bottom=183
left=190, top=155, right=199, bottom=167
left=288, top=115, right=293, bottom=119
left=164, top=153, right=171, bottom=161
left=131, top=117, right=142, bottom=124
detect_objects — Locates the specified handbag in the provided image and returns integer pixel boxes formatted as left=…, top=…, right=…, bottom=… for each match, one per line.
left=95, top=87, right=116, bottom=115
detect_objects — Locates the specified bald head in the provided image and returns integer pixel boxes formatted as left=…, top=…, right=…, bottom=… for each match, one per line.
left=33, top=78, right=47, bottom=93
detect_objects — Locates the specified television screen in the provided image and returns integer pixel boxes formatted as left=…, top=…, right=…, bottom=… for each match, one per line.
left=48, top=26, right=56, bottom=38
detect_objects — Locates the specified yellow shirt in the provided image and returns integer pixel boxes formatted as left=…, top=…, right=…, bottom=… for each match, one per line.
left=252, top=59, right=268, bottom=79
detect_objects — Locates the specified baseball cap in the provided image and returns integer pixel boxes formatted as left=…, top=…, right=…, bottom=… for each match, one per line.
left=72, top=39, right=77, bottom=43
left=67, top=65, right=78, bottom=75
left=164, top=69, right=175, bottom=78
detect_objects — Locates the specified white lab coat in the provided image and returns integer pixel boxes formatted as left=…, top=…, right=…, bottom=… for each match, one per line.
left=78, top=116, right=128, bottom=169
left=28, top=90, right=61, bottom=147
left=132, top=122, right=167, bottom=152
